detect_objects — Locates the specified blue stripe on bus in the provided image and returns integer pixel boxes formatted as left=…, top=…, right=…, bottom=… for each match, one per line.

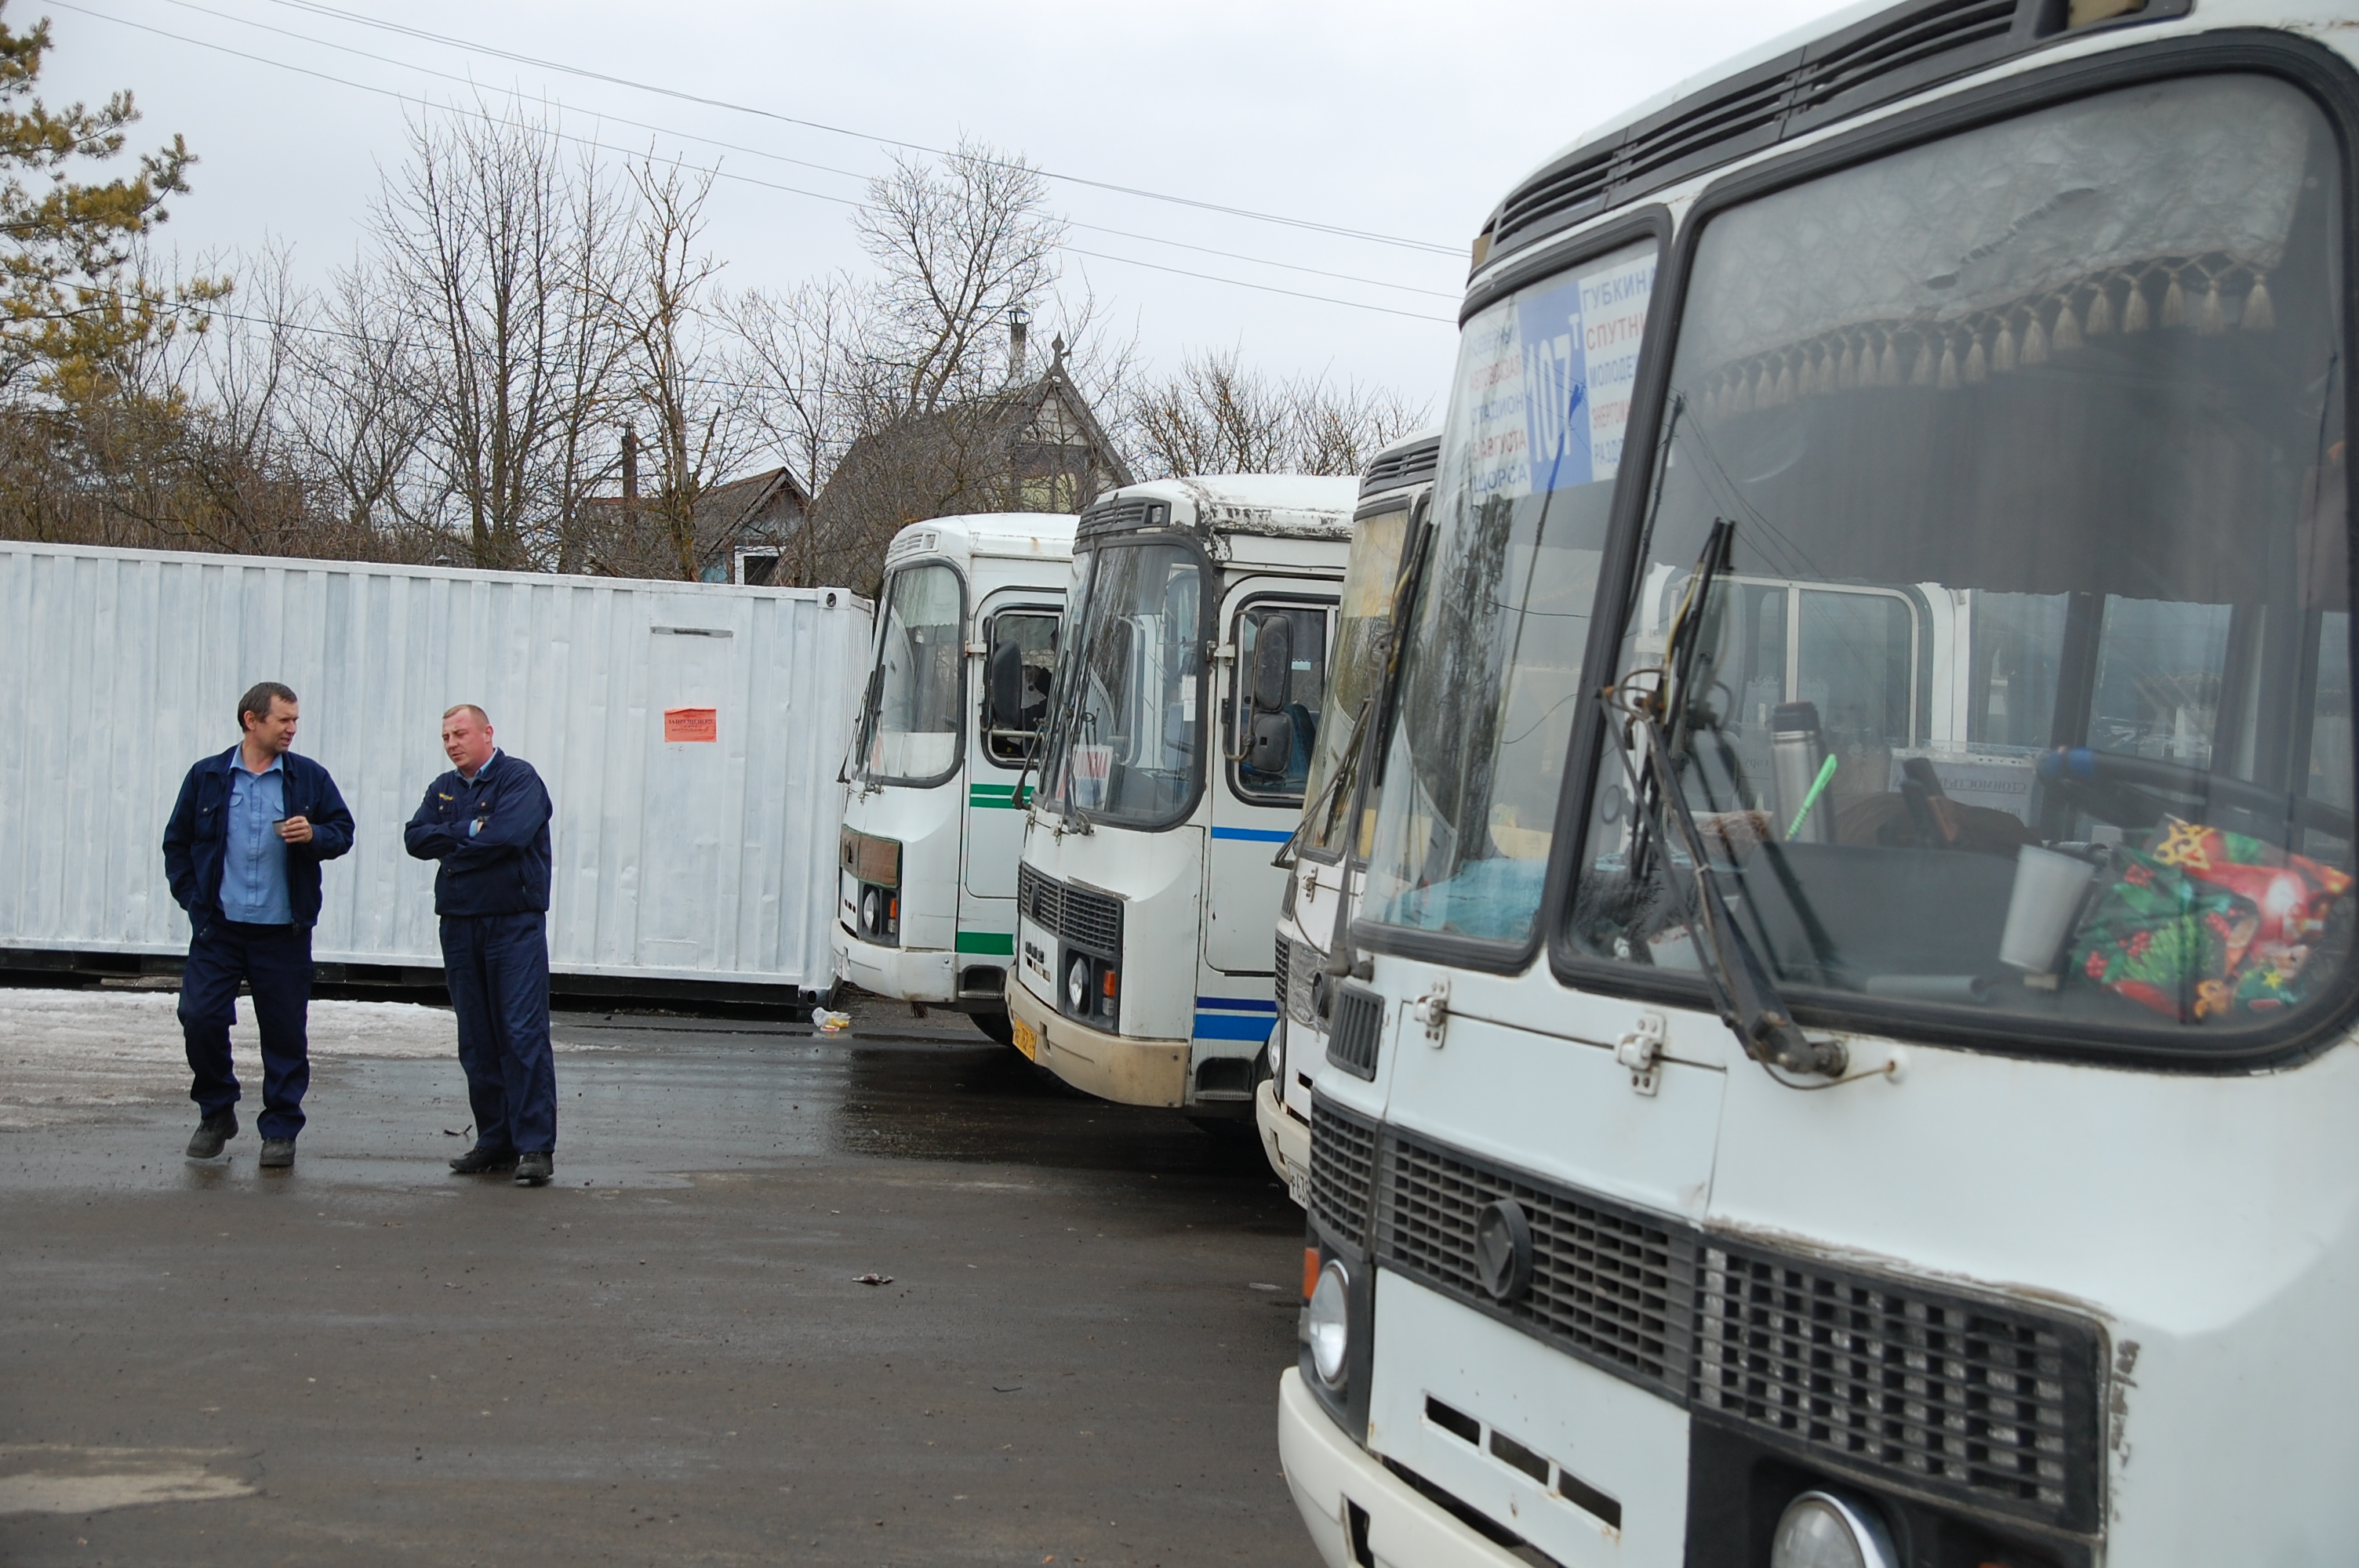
left=1194, top=1014, right=1278, bottom=1042
left=1210, top=826, right=1294, bottom=842
left=1196, top=996, right=1277, bottom=1012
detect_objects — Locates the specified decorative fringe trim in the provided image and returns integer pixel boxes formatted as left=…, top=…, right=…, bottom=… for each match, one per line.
left=2245, top=273, right=2275, bottom=332
left=2198, top=277, right=2226, bottom=336
left=1937, top=337, right=1960, bottom=390
left=1965, top=335, right=1988, bottom=384
left=1837, top=339, right=1858, bottom=389
left=2022, top=313, right=2049, bottom=366
left=2053, top=299, right=2083, bottom=352
left=1772, top=358, right=1794, bottom=405
left=2124, top=280, right=2150, bottom=334
left=1994, top=320, right=2016, bottom=372
left=1879, top=335, right=1902, bottom=387
left=2161, top=273, right=2187, bottom=329
left=1910, top=339, right=1933, bottom=387
left=2085, top=286, right=2114, bottom=336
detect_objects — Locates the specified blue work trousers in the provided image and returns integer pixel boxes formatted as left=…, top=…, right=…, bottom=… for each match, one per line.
left=442, top=912, right=556, bottom=1154
left=180, top=920, right=314, bottom=1140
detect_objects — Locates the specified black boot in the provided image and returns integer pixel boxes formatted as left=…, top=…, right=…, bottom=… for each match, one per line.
left=513, top=1152, right=554, bottom=1187
left=449, top=1144, right=519, bottom=1175
left=259, top=1138, right=296, bottom=1169
left=186, top=1109, right=238, bottom=1160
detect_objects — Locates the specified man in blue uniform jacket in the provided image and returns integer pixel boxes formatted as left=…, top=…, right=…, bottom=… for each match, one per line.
left=162, top=681, right=356, bottom=1167
left=404, top=704, right=558, bottom=1187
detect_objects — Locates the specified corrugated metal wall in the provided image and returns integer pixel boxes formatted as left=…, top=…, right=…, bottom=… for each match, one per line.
left=0, top=543, right=871, bottom=988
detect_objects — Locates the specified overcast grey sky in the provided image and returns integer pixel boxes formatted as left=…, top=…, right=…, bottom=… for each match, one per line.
left=50, top=0, right=1856, bottom=419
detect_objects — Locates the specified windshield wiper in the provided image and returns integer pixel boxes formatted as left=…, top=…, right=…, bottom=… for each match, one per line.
left=1618, top=521, right=1847, bottom=1079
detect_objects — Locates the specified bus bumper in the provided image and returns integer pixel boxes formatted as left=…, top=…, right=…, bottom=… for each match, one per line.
left=831, top=927, right=957, bottom=1004
left=1278, top=1369, right=1530, bottom=1568
left=1257, top=1076, right=1310, bottom=1206
left=1007, top=981, right=1187, bottom=1107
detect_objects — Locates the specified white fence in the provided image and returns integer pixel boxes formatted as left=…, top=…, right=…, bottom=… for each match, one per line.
left=0, top=543, right=871, bottom=989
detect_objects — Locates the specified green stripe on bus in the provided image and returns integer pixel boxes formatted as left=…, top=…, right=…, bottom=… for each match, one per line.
left=969, top=784, right=1030, bottom=808
left=956, top=931, right=1016, bottom=956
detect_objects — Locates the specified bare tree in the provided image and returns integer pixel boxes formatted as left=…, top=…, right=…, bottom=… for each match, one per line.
left=726, top=272, right=861, bottom=586
left=372, top=102, right=630, bottom=569
left=855, top=140, right=1063, bottom=419
left=592, top=155, right=768, bottom=582
left=1125, top=347, right=1429, bottom=479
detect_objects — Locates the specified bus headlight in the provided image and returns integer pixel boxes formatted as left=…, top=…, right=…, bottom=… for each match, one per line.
left=1064, top=951, right=1092, bottom=1015
left=1306, top=1259, right=1350, bottom=1386
left=1769, top=1490, right=1898, bottom=1568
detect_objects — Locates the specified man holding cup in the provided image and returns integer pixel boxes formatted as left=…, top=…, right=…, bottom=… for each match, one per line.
left=162, top=681, right=355, bottom=1167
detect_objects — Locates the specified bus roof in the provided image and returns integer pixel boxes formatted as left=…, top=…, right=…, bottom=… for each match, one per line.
left=1361, top=429, right=1441, bottom=503
left=1479, top=0, right=2215, bottom=274
left=884, top=512, right=1078, bottom=569
left=1078, top=475, right=1361, bottom=545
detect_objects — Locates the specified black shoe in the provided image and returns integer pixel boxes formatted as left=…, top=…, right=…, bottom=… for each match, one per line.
left=259, top=1138, right=296, bottom=1169
left=186, top=1110, right=238, bottom=1160
left=514, top=1152, right=554, bottom=1187
left=449, top=1145, right=519, bottom=1175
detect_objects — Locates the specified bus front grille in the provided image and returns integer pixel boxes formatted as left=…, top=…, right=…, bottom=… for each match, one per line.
left=1325, top=985, right=1383, bottom=1080
left=1377, top=1131, right=1696, bottom=1401
left=1321, top=1114, right=2106, bottom=1534
left=1307, top=1098, right=1377, bottom=1250
left=1018, top=864, right=1062, bottom=934
left=1017, top=865, right=1121, bottom=957
left=1693, top=1243, right=2099, bottom=1531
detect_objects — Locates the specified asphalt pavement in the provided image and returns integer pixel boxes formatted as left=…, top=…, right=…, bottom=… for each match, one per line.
left=0, top=989, right=1318, bottom=1566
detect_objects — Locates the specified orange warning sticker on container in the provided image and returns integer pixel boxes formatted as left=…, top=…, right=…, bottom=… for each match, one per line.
left=663, top=707, right=718, bottom=742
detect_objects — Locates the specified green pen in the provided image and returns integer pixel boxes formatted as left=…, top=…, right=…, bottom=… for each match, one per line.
left=1787, top=754, right=1838, bottom=841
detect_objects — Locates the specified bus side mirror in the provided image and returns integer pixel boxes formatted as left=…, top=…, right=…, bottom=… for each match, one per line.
left=1252, top=617, right=1293, bottom=713
left=1247, top=713, right=1294, bottom=776
left=988, top=635, right=1030, bottom=731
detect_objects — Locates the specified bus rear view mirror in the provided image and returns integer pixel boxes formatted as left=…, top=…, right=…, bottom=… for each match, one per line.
left=1252, top=616, right=1294, bottom=713
left=988, top=634, right=1030, bottom=731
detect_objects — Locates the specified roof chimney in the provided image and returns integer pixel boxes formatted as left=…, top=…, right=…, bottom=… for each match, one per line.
left=1007, top=304, right=1031, bottom=383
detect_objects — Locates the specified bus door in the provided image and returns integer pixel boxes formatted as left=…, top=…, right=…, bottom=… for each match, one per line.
left=1205, top=585, right=1335, bottom=977
left=966, top=597, right=1061, bottom=899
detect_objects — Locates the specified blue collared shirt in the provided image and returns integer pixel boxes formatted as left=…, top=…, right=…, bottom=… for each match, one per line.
left=459, top=750, right=501, bottom=833
left=219, top=752, right=293, bottom=924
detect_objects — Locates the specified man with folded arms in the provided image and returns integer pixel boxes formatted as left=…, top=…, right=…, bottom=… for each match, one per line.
left=404, top=704, right=558, bottom=1187
left=163, top=681, right=355, bottom=1168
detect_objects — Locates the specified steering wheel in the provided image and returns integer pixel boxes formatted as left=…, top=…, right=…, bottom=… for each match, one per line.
left=2036, top=746, right=2355, bottom=841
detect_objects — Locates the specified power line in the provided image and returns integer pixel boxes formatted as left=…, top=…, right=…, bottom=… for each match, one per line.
left=258, top=0, right=1462, bottom=256
left=147, top=0, right=1461, bottom=302
left=58, top=2, right=1457, bottom=323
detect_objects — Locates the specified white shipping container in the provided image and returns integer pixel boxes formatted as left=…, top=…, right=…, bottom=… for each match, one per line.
left=0, top=542, right=871, bottom=989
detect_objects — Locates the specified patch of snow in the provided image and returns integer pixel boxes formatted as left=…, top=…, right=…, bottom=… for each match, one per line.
left=0, top=987, right=460, bottom=1131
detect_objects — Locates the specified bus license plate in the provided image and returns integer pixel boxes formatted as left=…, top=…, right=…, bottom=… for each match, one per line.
left=1011, top=1015, right=1038, bottom=1061
left=1286, top=1165, right=1308, bottom=1208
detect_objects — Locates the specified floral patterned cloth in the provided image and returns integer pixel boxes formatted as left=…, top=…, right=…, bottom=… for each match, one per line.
left=2069, top=818, right=2352, bottom=1022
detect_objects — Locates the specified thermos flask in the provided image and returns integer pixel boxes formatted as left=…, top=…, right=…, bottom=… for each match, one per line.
left=1771, top=701, right=1835, bottom=844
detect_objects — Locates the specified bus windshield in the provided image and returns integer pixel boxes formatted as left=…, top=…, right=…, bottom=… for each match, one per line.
left=1299, top=504, right=1413, bottom=857
left=1572, top=73, right=2355, bottom=1050
left=1041, top=539, right=1209, bottom=829
left=859, top=561, right=965, bottom=787
left=1364, top=237, right=1660, bottom=940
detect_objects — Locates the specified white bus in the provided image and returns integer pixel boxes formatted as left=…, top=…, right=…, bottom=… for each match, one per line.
left=1281, top=5, right=2359, bottom=1567
left=1260, top=432, right=1441, bottom=1201
left=1007, top=476, right=1361, bottom=1116
left=834, top=514, right=1076, bottom=1041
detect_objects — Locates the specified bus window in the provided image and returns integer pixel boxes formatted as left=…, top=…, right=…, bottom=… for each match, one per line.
left=1233, top=602, right=1331, bottom=803
left=1570, top=73, right=2355, bottom=1047
left=860, top=562, right=965, bottom=786
left=983, top=610, right=1060, bottom=766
